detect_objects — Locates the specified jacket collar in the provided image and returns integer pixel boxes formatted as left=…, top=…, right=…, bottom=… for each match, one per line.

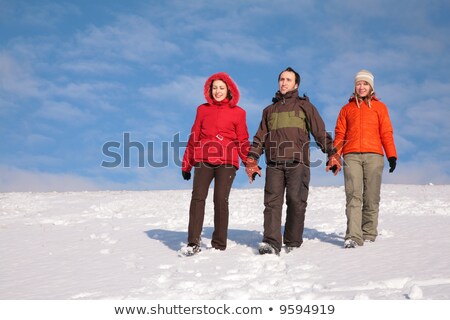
left=349, top=94, right=379, bottom=103
left=272, top=88, right=299, bottom=103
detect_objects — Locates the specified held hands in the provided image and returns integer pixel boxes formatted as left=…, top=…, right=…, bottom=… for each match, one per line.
left=326, top=153, right=342, bottom=176
left=245, top=158, right=262, bottom=184
left=388, top=157, right=397, bottom=173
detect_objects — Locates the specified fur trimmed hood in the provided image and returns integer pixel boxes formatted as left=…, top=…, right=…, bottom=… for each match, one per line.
left=203, top=72, right=240, bottom=107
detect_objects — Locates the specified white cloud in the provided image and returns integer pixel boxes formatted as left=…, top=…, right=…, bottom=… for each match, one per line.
left=59, top=60, right=131, bottom=75
left=195, top=34, right=272, bottom=63
left=51, top=81, right=123, bottom=111
left=140, top=75, right=205, bottom=107
left=0, top=165, right=100, bottom=192
left=14, top=2, right=80, bottom=27
left=25, top=133, right=55, bottom=146
left=0, top=53, right=42, bottom=99
left=35, top=101, right=94, bottom=125
left=404, top=99, right=450, bottom=140
left=72, top=15, right=179, bottom=64
left=383, top=81, right=450, bottom=142
left=383, top=159, right=450, bottom=185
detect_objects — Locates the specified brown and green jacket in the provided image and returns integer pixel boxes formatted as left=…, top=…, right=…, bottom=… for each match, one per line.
left=249, top=89, right=335, bottom=166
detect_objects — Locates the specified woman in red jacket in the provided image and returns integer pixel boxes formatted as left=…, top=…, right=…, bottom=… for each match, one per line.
left=328, top=70, right=397, bottom=248
left=181, top=72, right=249, bottom=255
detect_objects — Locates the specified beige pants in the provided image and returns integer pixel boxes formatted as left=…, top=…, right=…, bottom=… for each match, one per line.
left=343, top=153, right=384, bottom=245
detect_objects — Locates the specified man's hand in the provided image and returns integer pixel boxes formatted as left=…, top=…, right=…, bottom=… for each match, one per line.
left=326, top=153, right=342, bottom=176
left=245, top=158, right=262, bottom=183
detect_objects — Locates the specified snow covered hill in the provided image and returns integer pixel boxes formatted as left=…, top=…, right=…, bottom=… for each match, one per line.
left=1, top=184, right=449, bottom=300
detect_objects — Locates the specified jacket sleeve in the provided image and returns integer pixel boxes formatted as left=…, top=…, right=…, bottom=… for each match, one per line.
left=379, top=104, right=397, bottom=159
left=182, top=106, right=202, bottom=172
left=248, top=109, right=268, bottom=161
left=236, top=109, right=250, bottom=165
left=334, top=107, right=347, bottom=156
left=304, top=101, right=336, bottom=156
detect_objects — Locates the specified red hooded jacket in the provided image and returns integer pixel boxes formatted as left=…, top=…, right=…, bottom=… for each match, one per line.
left=182, top=72, right=250, bottom=172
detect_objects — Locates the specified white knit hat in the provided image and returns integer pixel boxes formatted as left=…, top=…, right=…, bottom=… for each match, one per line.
left=354, top=69, right=374, bottom=90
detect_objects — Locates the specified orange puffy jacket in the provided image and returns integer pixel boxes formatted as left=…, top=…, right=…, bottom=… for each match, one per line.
left=334, top=96, right=397, bottom=159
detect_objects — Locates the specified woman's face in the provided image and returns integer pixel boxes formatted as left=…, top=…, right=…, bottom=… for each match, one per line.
left=211, top=80, right=228, bottom=102
left=355, top=81, right=372, bottom=98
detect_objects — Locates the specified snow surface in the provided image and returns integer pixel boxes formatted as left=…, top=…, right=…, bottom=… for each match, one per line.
left=1, top=184, right=450, bottom=300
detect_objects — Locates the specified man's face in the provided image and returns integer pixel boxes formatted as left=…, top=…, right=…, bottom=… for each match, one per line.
left=278, top=71, right=298, bottom=95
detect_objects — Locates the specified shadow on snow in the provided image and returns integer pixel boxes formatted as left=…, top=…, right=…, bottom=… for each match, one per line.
left=145, top=227, right=343, bottom=252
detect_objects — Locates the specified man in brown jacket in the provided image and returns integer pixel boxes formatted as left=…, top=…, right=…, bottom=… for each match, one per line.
left=246, top=67, right=340, bottom=255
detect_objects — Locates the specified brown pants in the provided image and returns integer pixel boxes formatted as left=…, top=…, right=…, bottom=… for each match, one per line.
left=262, top=162, right=310, bottom=251
left=188, top=163, right=236, bottom=250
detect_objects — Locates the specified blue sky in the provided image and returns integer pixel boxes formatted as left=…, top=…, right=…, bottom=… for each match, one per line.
left=1, top=0, right=450, bottom=192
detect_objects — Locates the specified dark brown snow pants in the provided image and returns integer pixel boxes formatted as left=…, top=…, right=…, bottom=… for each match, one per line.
left=188, top=163, right=236, bottom=250
left=262, top=162, right=310, bottom=251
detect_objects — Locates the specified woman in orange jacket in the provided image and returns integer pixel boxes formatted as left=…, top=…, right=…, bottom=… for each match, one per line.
left=327, top=70, right=397, bottom=248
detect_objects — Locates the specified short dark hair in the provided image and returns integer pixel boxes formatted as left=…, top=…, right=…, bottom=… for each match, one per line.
left=278, top=67, right=300, bottom=86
